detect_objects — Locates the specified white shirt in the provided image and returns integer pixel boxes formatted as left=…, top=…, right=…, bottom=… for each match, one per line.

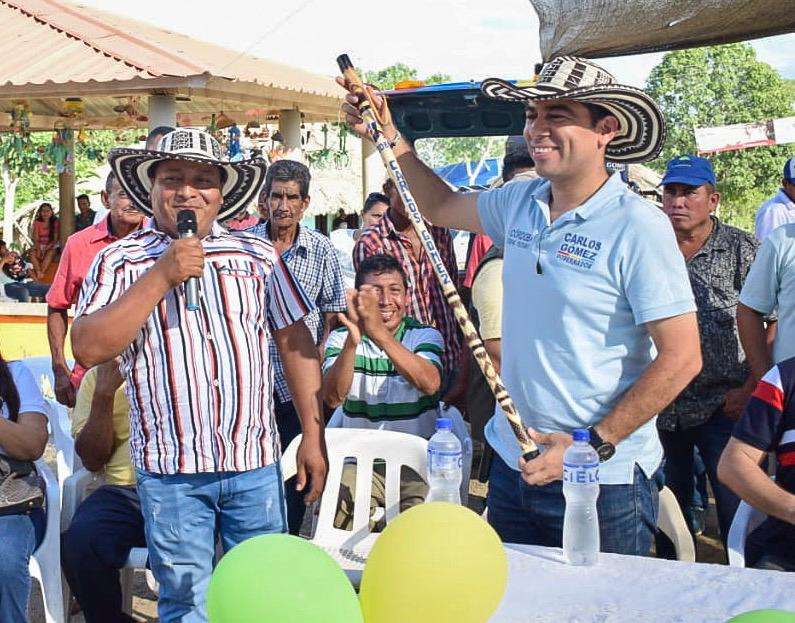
left=755, top=189, right=795, bottom=241
left=1, top=362, right=48, bottom=455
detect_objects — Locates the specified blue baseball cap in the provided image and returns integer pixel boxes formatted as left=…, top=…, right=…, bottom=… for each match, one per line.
left=784, top=157, right=795, bottom=184
left=660, top=154, right=716, bottom=188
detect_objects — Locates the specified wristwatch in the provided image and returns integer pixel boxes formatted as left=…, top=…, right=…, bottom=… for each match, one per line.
left=587, top=426, right=616, bottom=462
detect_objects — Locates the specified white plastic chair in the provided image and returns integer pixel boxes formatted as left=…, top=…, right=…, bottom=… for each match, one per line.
left=657, top=485, right=696, bottom=562
left=281, top=428, right=428, bottom=584
left=29, top=459, right=66, bottom=623
left=727, top=500, right=767, bottom=567
left=45, top=399, right=78, bottom=507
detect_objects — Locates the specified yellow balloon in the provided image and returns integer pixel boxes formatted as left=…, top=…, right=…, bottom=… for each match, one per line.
left=360, top=502, right=507, bottom=623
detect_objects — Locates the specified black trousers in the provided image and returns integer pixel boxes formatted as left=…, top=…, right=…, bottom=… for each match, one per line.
left=274, top=396, right=306, bottom=535
left=61, top=484, right=146, bottom=623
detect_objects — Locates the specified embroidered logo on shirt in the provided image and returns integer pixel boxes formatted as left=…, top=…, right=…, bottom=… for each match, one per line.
left=556, top=233, right=602, bottom=270
left=507, top=228, right=538, bottom=249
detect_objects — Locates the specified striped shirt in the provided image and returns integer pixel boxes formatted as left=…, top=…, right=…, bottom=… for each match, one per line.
left=248, top=222, right=347, bottom=402
left=733, top=357, right=795, bottom=556
left=354, top=211, right=461, bottom=379
left=322, top=316, right=444, bottom=439
left=75, top=221, right=313, bottom=474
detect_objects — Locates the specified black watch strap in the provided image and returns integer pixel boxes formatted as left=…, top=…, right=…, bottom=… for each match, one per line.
left=587, top=426, right=616, bottom=462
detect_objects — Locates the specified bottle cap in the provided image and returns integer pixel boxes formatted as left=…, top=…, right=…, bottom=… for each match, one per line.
left=436, top=417, right=452, bottom=431
left=572, top=428, right=590, bottom=442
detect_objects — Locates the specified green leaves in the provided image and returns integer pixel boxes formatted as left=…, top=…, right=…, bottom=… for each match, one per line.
left=646, top=43, right=793, bottom=230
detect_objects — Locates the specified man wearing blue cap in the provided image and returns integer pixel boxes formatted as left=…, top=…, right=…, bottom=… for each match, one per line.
left=658, top=155, right=757, bottom=549
left=754, top=156, right=795, bottom=241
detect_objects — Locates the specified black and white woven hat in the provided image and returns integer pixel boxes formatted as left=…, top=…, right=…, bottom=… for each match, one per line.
left=481, top=56, right=666, bottom=163
left=108, top=129, right=267, bottom=221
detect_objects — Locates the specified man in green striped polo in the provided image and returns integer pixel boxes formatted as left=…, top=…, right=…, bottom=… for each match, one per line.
left=323, top=254, right=444, bottom=527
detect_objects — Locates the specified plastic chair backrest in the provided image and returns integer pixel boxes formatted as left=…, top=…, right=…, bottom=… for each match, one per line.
left=727, top=499, right=767, bottom=567
left=30, top=459, right=65, bottom=623
left=657, top=486, right=696, bottom=562
left=281, top=428, right=428, bottom=547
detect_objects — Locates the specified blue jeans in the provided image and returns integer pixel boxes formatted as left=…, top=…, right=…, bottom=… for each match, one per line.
left=136, top=464, right=287, bottom=623
left=3, top=282, right=50, bottom=302
left=61, top=485, right=146, bottom=623
left=658, top=410, right=740, bottom=545
left=487, top=454, right=659, bottom=555
left=0, top=509, right=45, bottom=622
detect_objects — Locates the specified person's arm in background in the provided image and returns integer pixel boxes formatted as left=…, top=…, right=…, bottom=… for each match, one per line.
left=72, top=238, right=204, bottom=368
left=0, top=364, right=48, bottom=461
left=47, top=306, right=75, bottom=406
left=322, top=299, right=359, bottom=409
left=73, top=361, right=123, bottom=472
left=274, top=320, right=328, bottom=504
left=471, top=257, right=503, bottom=373
left=718, top=365, right=795, bottom=524
left=718, top=438, right=795, bottom=525
left=337, top=79, right=482, bottom=233
left=46, top=237, right=77, bottom=405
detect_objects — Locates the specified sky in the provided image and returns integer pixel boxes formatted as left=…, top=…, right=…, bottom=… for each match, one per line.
left=77, top=0, right=795, bottom=87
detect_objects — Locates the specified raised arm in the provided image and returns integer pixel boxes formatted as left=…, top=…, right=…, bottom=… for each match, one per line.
left=337, top=77, right=482, bottom=233
left=72, top=237, right=204, bottom=368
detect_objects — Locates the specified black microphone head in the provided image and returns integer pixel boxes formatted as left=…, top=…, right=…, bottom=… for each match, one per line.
left=176, top=209, right=197, bottom=234
left=336, top=54, right=353, bottom=72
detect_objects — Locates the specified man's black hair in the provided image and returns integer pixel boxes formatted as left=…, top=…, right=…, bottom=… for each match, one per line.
left=105, top=171, right=118, bottom=194
left=355, top=254, right=408, bottom=289
left=502, top=136, right=534, bottom=182
left=584, top=103, right=613, bottom=127
left=263, top=160, right=311, bottom=199
left=147, top=126, right=175, bottom=144
left=363, top=192, right=389, bottom=214
left=76, top=193, right=89, bottom=202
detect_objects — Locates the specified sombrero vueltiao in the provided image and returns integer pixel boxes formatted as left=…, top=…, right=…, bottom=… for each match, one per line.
left=481, top=56, right=666, bottom=163
left=108, top=128, right=267, bottom=221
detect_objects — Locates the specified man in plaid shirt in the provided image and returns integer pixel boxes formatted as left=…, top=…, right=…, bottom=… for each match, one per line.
left=249, top=159, right=346, bottom=533
left=354, top=177, right=463, bottom=400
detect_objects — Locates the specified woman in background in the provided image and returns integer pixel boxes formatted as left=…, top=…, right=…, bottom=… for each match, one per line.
left=29, top=203, right=59, bottom=280
left=0, top=354, right=49, bottom=621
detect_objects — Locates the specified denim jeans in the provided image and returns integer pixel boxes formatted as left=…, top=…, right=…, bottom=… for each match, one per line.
left=136, top=464, right=287, bottom=623
left=61, top=485, right=146, bottom=623
left=658, top=410, right=740, bottom=545
left=487, top=454, right=659, bottom=555
left=0, top=509, right=45, bottom=623
left=3, top=281, right=50, bottom=303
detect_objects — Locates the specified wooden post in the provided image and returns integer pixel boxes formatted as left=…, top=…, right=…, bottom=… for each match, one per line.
left=58, top=129, right=75, bottom=245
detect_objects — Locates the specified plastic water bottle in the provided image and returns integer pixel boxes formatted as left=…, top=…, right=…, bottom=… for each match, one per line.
left=426, top=417, right=462, bottom=504
left=562, top=428, right=600, bottom=565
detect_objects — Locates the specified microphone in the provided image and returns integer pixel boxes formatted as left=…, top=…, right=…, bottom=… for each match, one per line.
left=176, top=209, right=200, bottom=312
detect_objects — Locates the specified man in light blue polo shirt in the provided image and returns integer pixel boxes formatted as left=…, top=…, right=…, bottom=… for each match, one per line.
left=339, top=56, right=701, bottom=555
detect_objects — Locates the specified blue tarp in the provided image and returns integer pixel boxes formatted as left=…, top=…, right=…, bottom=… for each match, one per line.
left=434, top=158, right=501, bottom=188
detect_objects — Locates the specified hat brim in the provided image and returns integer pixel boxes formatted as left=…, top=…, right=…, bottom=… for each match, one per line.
left=659, top=174, right=715, bottom=188
left=480, top=78, right=666, bottom=164
left=108, top=148, right=267, bottom=221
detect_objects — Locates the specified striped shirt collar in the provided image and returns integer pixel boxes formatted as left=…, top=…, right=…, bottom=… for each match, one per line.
left=143, top=218, right=227, bottom=241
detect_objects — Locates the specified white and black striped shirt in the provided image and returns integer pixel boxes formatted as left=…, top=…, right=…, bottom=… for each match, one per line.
left=76, top=221, right=313, bottom=474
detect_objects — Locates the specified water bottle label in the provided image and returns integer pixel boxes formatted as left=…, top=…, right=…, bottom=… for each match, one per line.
left=428, top=449, right=462, bottom=472
left=563, top=461, right=599, bottom=484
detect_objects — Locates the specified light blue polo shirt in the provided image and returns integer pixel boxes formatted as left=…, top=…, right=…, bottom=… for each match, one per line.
left=739, top=223, right=795, bottom=364
left=477, top=172, right=696, bottom=485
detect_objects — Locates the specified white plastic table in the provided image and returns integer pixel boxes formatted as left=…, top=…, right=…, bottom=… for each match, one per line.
left=332, top=538, right=795, bottom=621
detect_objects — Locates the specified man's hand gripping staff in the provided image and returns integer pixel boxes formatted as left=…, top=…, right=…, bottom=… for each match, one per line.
left=336, top=53, right=539, bottom=460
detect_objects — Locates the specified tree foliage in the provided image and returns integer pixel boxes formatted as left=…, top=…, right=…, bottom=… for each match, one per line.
left=0, top=129, right=135, bottom=214
left=646, top=44, right=793, bottom=230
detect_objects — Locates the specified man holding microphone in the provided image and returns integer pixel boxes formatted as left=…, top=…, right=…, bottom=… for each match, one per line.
left=71, top=129, right=327, bottom=622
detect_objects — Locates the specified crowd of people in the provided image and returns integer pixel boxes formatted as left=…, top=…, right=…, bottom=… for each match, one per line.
left=1, top=55, right=794, bottom=622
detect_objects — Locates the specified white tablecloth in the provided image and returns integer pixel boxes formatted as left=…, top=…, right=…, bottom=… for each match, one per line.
left=491, top=544, right=795, bottom=622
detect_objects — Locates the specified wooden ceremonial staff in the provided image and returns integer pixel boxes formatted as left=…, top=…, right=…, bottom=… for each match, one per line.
left=337, top=54, right=539, bottom=460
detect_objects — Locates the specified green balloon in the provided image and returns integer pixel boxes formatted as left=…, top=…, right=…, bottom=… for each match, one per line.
left=207, top=534, right=363, bottom=623
left=728, top=610, right=795, bottom=623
